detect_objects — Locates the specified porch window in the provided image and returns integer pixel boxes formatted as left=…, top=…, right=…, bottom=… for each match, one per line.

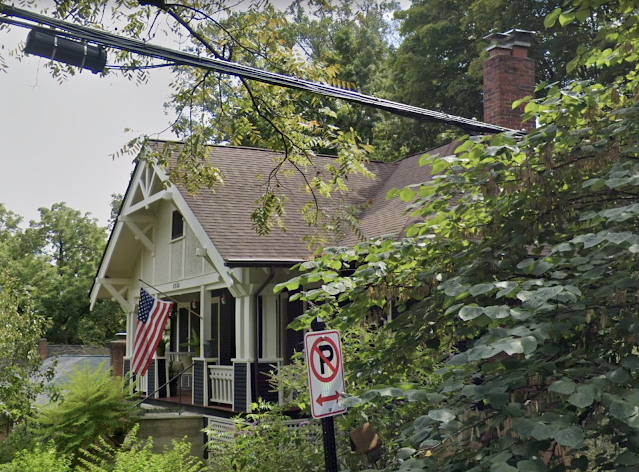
left=171, top=210, right=184, bottom=240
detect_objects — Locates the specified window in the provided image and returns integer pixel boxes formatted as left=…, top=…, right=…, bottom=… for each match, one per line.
left=171, top=210, right=184, bottom=240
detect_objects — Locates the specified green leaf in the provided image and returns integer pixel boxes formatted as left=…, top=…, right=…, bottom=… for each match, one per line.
left=459, top=305, right=485, bottom=321
left=607, top=367, right=631, bottom=384
left=568, top=386, right=595, bottom=408
left=554, top=426, right=584, bottom=447
left=469, top=283, right=494, bottom=296
left=610, top=400, right=639, bottom=420
left=548, top=379, right=576, bottom=395
left=544, top=7, right=562, bottom=28
left=617, top=451, right=639, bottom=466
left=484, top=305, right=511, bottom=319
left=428, top=409, right=455, bottom=423
left=559, top=11, right=576, bottom=26
left=517, top=459, right=546, bottom=472
left=491, top=463, right=518, bottom=472
left=531, top=423, right=560, bottom=440
left=399, top=188, right=417, bottom=202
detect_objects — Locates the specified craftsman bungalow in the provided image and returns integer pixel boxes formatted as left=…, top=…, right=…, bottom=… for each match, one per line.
left=90, top=29, right=534, bottom=426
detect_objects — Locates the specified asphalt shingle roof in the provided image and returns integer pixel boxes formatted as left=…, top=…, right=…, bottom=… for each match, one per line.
left=150, top=139, right=455, bottom=263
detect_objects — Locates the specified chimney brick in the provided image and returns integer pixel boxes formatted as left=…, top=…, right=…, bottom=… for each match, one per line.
left=483, top=29, right=535, bottom=131
left=110, top=339, right=127, bottom=378
left=38, top=338, right=48, bottom=360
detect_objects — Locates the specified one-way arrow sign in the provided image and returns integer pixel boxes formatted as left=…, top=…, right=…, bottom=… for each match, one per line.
left=305, top=330, right=346, bottom=418
left=317, top=391, right=340, bottom=406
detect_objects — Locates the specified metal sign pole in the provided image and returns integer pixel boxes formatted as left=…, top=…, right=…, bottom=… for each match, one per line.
left=322, top=416, right=339, bottom=472
left=312, top=317, right=340, bottom=472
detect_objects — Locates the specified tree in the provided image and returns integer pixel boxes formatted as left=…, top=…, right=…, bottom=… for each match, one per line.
left=383, top=0, right=620, bottom=155
left=284, top=0, right=399, bottom=156
left=21, top=203, right=123, bottom=344
left=277, top=0, right=639, bottom=469
left=0, top=272, right=53, bottom=425
left=1, top=1, right=385, bottom=235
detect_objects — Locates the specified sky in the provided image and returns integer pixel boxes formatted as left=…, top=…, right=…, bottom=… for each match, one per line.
left=1, top=12, right=176, bottom=228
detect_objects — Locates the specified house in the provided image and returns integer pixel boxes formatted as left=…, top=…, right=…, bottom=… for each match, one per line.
left=91, top=29, right=534, bottom=427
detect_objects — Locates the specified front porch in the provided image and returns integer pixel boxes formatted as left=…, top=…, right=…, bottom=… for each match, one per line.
left=123, top=282, right=304, bottom=414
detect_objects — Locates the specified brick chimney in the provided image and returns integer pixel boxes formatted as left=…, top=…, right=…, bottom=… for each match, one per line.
left=110, top=338, right=127, bottom=378
left=38, top=338, right=48, bottom=360
left=483, top=29, right=535, bottom=132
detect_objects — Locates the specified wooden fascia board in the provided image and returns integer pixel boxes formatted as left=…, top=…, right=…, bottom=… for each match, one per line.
left=91, top=162, right=148, bottom=310
left=90, top=220, right=125, bottom=310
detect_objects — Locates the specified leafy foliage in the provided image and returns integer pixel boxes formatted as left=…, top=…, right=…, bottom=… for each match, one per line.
left=0, top=202, right=123, bottom=345
left=279, top=1, right=639, bottom=469
left=0, top=445, right=72, bottom=472
left=76, top=425, right=206, bottom=472
left=31, top=362, right=138, bottom=460
left=206, top=401, right=323, bottom=472
left=0, top=273, right=53, bottom=424
left=0, top=427, right=204, bottom=472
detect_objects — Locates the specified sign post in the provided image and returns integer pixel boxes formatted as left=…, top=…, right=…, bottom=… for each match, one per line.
left=305, top=329, right=346, bottom=472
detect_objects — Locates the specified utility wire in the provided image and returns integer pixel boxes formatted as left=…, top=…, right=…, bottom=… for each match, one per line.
left=0, top=4, right=517, bottom=135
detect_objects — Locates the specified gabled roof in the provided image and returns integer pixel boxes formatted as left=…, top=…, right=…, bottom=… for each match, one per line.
left=149, top=138, right=455, bottom=264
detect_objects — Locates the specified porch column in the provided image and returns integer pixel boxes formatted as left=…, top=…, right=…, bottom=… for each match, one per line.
left=262, top=294, right=280, bottom=360
left=126, top=312, right=136, bottom=357
left=233, top=295, right=255, bottom=412
left=234, top=295, right=256, bottom=361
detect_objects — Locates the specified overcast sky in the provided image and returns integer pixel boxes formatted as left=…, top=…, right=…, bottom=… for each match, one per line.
left=1, top=12, right=176, bottom=228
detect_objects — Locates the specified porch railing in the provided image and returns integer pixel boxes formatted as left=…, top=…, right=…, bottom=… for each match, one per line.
left=209, top=365, right=234, bottom=405
left=166, top=351, right=194, bottom=389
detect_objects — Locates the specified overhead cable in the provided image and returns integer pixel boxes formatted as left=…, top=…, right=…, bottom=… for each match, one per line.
left=0, top=4, right=516, bottom=135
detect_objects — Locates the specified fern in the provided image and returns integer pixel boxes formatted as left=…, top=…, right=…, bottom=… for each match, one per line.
left=30, top=361, right=139, bottom=463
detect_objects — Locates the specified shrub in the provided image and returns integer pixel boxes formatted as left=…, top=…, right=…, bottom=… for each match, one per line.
left=30, top=361, right=138, bottom=460
left=206, top=400, right=323, bottom=472
left=0, top=423, right=37, bottom=464
left=0, top=445, right=71, bottom=472
left=77, top=425, right=206, bottom=472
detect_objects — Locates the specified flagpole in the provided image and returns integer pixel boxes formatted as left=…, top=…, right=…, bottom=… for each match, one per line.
left=138, top=278, right=203, bottom=319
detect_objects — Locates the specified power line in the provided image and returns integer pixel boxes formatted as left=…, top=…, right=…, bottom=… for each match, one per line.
left=0, top=4, right=515, bottom=135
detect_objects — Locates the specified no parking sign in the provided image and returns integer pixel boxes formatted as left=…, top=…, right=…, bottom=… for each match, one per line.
left=304, top=329, right=347, bottom=419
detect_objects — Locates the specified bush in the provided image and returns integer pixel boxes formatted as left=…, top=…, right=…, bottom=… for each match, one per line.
left=0, top=423, right=37, bottom=464
left=0, top=445, right=71, bottom=472
left=206, top=400, right=323, bottom=472
left=77, top=425, right=206, bottom=472
left=30, top=361, right=138, bottom=460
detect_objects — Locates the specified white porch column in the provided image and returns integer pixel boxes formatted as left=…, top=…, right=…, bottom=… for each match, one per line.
left=126, top=312, right=136, bottom=357
left=201, top=286, right=211, bottom=353
left=234, top=295, right=256, bottom=361
left=262, top=294, right=280, bottom=360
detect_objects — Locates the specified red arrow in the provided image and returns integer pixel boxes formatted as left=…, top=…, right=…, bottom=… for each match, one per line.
left=316, top=391, right=340, bottom=406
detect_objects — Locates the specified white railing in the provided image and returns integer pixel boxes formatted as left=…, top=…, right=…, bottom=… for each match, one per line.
left=209, top=365, right=234, bottom=405
left=204, top=416, right=318, bottom=445
left=206, top=416, right=237, bottom=443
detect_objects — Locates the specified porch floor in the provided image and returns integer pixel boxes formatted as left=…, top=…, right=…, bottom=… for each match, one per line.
left=141, top=393, right=235, bottom=415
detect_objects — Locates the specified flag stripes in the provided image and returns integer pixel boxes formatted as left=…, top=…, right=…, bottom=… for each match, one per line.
left=131, top=287, right=173, bottom=376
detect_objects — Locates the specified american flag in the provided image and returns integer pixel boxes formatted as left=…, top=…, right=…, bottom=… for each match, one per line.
left=131, top=287, right=173, bottom=376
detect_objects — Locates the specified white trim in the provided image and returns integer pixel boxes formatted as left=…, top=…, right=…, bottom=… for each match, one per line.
left=123, top=220, right=154, bottom=254
left=103, top=283, right=134, bottom=312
